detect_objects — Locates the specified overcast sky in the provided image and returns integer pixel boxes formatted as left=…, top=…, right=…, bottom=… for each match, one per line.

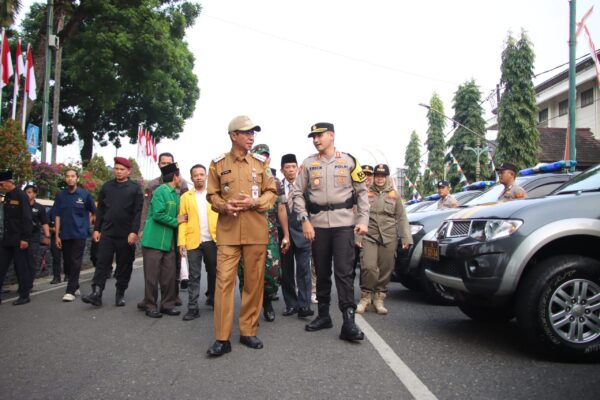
left=20, top=0, right=600, bottom=180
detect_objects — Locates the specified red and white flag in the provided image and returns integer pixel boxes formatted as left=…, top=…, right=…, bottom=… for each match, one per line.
left=152, top=138, right=157, bottom=162
left=12, top=39, right=25, bottom=119
left=145, top=130, right=152, bottom=157
left=24, top=46, right=36, bottom=100
left=1, top=29, right=14, bottom=88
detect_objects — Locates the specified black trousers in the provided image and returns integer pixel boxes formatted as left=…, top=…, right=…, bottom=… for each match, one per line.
left=50, top=236, right=64, bottom=280
left=92, top=235, right=135, bottom=292
left=0, top=244, right=33, bottom=298
left=62, top=239, right=86, bottom=295
left=27, top=241, right=41, bottom=286
left=312, top=226, right=356, bottom=311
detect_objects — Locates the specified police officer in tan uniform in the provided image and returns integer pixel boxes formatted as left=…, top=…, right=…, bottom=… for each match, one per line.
left=497, top=162, right=527, bottom=202
left=436, top=180, right=458, bottom=209
left=362, top=165, right=374, bottom=188
left=292, top=122, right=369, bottom=342
left=206, top=115, right=277, bottom=357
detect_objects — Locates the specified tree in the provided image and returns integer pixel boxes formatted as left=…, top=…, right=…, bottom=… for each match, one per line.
left=0, top=119, right=32, bottom=184
left=404, top=130, right=422, bottom=200
left=496, top=31, right=539, bottom=169
left=0, top=0, right=22, bottom=27
left=425, top=93, right=446, bottom=193
left=447, top=79, right=489, bottom=183
left=20, top=0, right=201, bottom=162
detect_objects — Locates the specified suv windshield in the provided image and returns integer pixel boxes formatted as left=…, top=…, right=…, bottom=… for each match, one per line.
left=553, top=164, right=600, bottom=194
left=462, top=179, right=527, bottom=206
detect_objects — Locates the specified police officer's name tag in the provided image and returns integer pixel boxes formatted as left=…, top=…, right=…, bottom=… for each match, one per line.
left=251, top=185, right=259, bottom=199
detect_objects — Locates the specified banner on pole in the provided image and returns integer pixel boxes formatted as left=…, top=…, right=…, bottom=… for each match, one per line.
left=26, top=123, right=39, bottom=155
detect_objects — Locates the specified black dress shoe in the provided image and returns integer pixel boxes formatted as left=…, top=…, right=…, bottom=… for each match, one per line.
left=205, top=298, right=214, bottom=306
left=50, top=278, right=61, bottom=284
left=298, top=307, right=315, bottom=318
left=160, top=308, right=181, bottom=316
left=239, top=335, right=263, bottom=349
left=12, top=297, right=30, bottom=306
left=145, top=309, right=162, bottom=318
left=207, top=340, right=231, bottom=357
left=182, top=309, right=200, bottom=321
left=115, top=292, right=126, bottom=307
left=137, top=302, right=147, bottom=311
left=180, top=279, right=189, bottom=290
left=282, top=307, right=297, bottom=316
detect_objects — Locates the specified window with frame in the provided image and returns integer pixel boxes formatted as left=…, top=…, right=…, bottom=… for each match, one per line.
left=581, top=88, right=594, bottom=108
left=538, top=108, right=548, bottom=124
left=558, top=99, right=569, bottom=116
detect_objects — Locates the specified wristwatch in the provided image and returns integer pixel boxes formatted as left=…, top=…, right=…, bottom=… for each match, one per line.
left=300, top=215, right=309, bottom=222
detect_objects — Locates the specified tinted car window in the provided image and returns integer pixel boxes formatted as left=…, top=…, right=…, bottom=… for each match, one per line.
left=525, top=182, right=563, bottom=198
left=554, top=164, right=600, bottom=193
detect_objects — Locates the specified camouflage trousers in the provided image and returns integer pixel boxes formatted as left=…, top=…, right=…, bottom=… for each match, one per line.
left=238, top=232, right=282, bottom=296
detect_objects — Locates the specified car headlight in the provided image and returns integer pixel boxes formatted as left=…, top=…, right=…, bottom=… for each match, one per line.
left=410, top=224, right=424, bottom=235
left=469, top=219, right=522, bottom=242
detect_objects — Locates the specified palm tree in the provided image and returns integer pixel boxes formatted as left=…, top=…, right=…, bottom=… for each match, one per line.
left=0, top=0, right=23, bottom=27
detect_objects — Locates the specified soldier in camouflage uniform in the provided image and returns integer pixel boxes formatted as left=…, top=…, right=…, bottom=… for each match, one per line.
left=238, top=144, right=290, bottom=322
left=436, top=180, right=458, bottom=209
left=496, top=162, right=527, bottom=202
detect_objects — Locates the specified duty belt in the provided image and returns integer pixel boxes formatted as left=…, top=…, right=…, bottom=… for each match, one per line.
left=308, top=197, right=354, bottom=214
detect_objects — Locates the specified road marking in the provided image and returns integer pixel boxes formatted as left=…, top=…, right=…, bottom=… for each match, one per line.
left=356, top=314, right=438, bottom=400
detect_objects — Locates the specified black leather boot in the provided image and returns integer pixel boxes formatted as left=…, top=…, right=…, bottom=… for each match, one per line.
left=339, top=307, right=364, bottom=341
left=115, top=290, right=126, bottom=307
left=263, top=295, right=275, bottom=322
left=82, top=285, right=103, bottom=307
left=305, top=303, right=333, bottom=331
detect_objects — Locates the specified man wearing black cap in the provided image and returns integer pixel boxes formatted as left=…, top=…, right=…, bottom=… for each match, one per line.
left=362, top=165, right=374, bottom=188
left=497, top=162, right=527, bottom=202
left=54, top=168, right=97, bottom=302
left=0, top=171, right=33, bottom=305
left=291, top=122, right=369, bottom=342
left=436, top=180, right=458, bottom=209
left=280, top=153, right=313, bottom=318
left=82, top=157, right=143, bottom=307
left=140, top=162, right=187, bottom=318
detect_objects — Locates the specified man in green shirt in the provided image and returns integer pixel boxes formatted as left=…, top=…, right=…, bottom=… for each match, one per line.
left=140, top=163, right=188, bottom=318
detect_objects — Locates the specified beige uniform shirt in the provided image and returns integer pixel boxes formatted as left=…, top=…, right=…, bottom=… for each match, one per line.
left=207, top=151, right=277, bottom=245
left=366, top=183, right=413, bottom=246
left=437, top=194, right=458, bottom=209
left=292, top=151, right=369, bottom=229
left=498, top=184, right=527, bottom=202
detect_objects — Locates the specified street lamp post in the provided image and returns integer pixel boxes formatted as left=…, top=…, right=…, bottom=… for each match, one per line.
left=464, top=146, right=489, bottom=181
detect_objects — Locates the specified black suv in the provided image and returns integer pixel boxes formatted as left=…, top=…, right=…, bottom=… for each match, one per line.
left=393, top=171, right=577, bottom=305
left=424, top=164, right=600, bottom=361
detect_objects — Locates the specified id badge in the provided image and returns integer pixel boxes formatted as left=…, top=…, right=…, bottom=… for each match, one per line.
left=251, top=184, right=259, bottom=199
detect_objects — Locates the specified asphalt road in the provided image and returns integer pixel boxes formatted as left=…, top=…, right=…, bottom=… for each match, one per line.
left=1, top=260, right=598, bottom=400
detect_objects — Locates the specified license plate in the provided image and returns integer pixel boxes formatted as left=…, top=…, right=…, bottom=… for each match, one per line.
left=422, top=240, right=439, bottom=261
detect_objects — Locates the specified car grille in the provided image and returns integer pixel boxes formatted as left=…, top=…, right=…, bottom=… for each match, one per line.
left=426, top=257, right=461, bottom=278
left=450, top=221, right=471, bottom=237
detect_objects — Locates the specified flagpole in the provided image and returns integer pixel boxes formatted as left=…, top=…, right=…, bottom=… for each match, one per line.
left=0, top=28, right=4, bottom=125
left=11, top=40, right=19, bottom=120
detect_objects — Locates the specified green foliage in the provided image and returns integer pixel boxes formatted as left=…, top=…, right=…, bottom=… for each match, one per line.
left=21, top=0, right=201, bottom=161
left=448, top=79, right=490, bottom=183
left=425, top=93, right=446, bottom=193
left=31, top=161, right=62, bottom=198
left=0, top=119, right=32, bottom=185
left=496, top=31, right=540, bottom=169
left=404, top=130, right=422, bottom=200
left=0, top=0, right=22, bottom=27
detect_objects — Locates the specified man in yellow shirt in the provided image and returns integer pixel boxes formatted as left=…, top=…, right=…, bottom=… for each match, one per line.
left=178, top=164, right=218, bottom=321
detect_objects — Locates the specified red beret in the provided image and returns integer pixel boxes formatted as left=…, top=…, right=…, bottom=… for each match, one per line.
left=114, top=157, right=132, bottom=169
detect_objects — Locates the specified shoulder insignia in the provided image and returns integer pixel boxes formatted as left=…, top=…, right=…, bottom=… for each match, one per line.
left=265, top=168, right=273, bottom=178
left=347, top=153, right=366, bottom=183
left=212, top=153, right=226, bottom=163
left=388, top=190, right=397, bottom=199
left=252, top=153, right=267, bottom=163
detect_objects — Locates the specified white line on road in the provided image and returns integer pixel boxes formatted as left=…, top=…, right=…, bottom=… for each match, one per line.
left=356, top=314, right=438, bottom=400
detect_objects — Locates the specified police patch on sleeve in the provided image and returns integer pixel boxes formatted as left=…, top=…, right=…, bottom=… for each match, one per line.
left=347, top=154, right=366, bottom=183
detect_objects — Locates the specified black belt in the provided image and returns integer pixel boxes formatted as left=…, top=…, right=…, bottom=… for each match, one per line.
left=308, top=197, right=354, bottom=214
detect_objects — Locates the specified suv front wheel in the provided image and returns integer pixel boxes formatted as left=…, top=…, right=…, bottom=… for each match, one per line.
left=516, top=255, right=600, bottom=362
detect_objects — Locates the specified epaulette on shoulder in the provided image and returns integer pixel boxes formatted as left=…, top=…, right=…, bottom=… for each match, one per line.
left=252, top=153, right=267, bottom=163
left=212, top=153, right=226, bottom=163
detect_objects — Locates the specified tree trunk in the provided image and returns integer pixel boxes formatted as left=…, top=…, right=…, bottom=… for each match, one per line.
left=51, top=11, right=65, bottom=164
left=79, top=128, right=93, bottom=163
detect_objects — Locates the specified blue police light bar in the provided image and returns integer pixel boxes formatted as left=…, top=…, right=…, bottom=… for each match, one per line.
left=462, top=181, right=496, bottom=191
left=424, top=193, right=441, bottom=201
left=519, top=160, right=577, bottom=176
left=405, top=199, right=420, bottom=205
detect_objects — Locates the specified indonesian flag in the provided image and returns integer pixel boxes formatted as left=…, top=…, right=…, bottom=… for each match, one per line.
left=1, top=30, right=14, bottom=87
left=137, top=125, right=146, bottom=159
left=152, top=138, right=157, bottom=162
left=15, top=39, right=24, bottom=78
left=24, top=46, right=36, bottom=100
left=145, top=130, right=152, bottom=156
